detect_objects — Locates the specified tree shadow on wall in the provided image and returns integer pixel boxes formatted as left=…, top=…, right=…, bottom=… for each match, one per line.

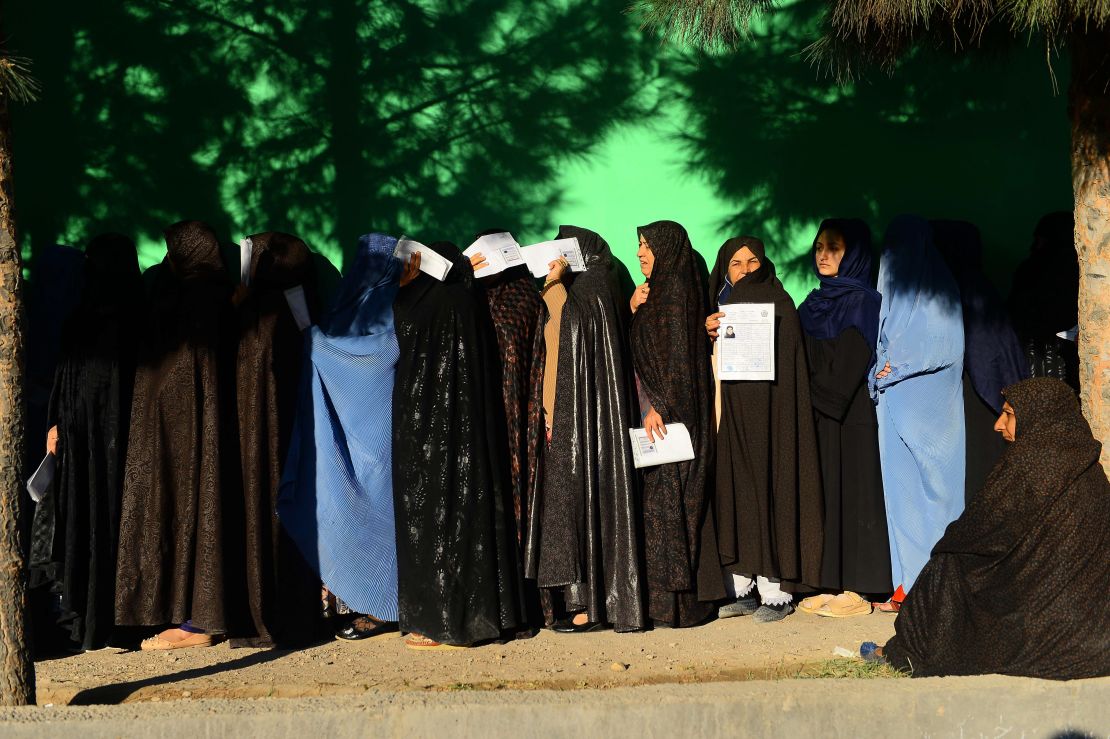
left=666, top=0, right=1071, bottom=289
left=8, top=0, right=655, bottom=268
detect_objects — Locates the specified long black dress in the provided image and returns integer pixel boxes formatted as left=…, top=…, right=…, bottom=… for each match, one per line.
left=533, top=226, right=645, bottom=632
left=713, top=238, right=824, bottom=594
left=29, top=234, right=143, bottom=651
left=884, top=378, right=1110, bottom=679
left=393, top=241, right=521, bottom=645
left=630, top=220, right=721, bottom=627
left=798, top=219, right=890, bottom=595
left=804, top=329, right=892, bottom=595
left=115, top=221, right=237, bottom=632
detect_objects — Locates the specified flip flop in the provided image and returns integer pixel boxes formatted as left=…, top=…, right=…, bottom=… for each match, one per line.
left=141, top=633, right=213, bottom=651
left=797, top=593, right=835, bottom=615
left=403, top=634, right=467, bottom=651
left=817, top=592, right=873, bottom=618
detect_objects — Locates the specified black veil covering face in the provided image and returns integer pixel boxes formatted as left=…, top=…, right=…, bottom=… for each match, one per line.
left=229, top=232, right=321, bottom=647
left=710, top=237, right=824, bottom=594
left=884, top=378, right=1110, bottom=679
left=29, top=234, right=143, bottom=651
left=630, top=220, right=722, bottom=627
left=115, top=220, right=238, bottom=632
left=534, top=225, right=645, bottom=632
left=392, top=240, right=522, bottom=645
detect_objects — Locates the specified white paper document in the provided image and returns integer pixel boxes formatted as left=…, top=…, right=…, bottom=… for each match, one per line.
left=519, top=238, right=586, bottom=279
left=239, top=238, right=253, bottom=286
left=463, top=232, right=525, bottom=278
left=394, top=238, right=453, bottom=282
left=628, top=423, right=696, bottom=469
left=26, top=452, right=56, bottom=503
left=283, top=285, right=312, bottom=331
left=717, top=303, right=775, bottom=381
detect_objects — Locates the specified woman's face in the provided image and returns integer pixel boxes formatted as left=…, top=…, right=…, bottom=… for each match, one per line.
left=994, top=401, right=1017, bottom=442
left=637, top=233, right=654, bottom=278
left=815, top=228, right=847, bottom=277
left=728, top=245, right=761, bottom=283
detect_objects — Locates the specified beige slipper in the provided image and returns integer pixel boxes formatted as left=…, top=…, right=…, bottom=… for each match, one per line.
left=141, top=633, right=214, bottom=651
left=797, top=593, right=836, bottom=615
left=816, top=592, right=873, bottom=618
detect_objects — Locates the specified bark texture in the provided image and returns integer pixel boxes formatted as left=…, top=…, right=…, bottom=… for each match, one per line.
left=0, top=92, right=35, bottom=706
left=1071, top=29, right=1110, bottom=474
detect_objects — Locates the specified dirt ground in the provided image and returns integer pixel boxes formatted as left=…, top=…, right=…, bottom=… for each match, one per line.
left=34, top=609, right=897, bottom=706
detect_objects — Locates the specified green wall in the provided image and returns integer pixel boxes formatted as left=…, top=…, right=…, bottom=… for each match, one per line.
left=9, top=0, right=1072, bottom=301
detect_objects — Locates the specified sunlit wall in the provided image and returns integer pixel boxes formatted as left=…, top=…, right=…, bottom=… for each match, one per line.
left=9, top=0, right=1071, bottom=301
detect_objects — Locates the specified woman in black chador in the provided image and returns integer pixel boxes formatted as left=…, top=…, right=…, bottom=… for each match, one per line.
left=29, top=234, right=143, bottom=652
left=392, top=241, right=522, bottom=649
left=706, top=237, right=823, bottom=623
left=871, top=378, right=1110, bottom=680
left=796, top=220, right=891, bottom=614
left=629, top=220, right=722, bottom=628
left=535, top=225, right=645, bottom=634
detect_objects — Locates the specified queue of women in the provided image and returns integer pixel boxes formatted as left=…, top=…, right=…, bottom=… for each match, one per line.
left=24, top=212, right=1109, bottom=680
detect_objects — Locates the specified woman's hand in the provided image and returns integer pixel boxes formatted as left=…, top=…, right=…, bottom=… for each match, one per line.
left=469, top=252, right=488, bottom=273
left=546, top=257, right=568, bottom=284
left=400, top=252, right=422, bottom=287
left=875, top=361, right=892, bottom=380
left=644, top=408, right=667, bottom=443
left=705, top=312, right=725, bottom=340
left=630, top=283, right=650, bottom=313
left=46, top=425, right=58, bottom=456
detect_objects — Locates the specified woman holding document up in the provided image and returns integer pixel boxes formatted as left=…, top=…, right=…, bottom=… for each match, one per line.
left=630, top=220, right=724, bottom=629
left=705, top=237, right=823, bottom=623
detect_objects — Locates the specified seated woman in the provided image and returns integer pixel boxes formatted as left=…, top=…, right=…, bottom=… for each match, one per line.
left=866, top=378, right=1110, bottom=679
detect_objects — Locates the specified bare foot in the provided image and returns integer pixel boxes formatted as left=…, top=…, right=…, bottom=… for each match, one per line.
left=571, top=612, right=589, bottom=626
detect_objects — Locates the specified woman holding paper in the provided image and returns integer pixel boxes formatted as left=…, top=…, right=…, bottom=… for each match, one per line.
left=536, top=225, right=646, bottom=634
left=233, top=231, right=322, bottom=646
left=629, top=220, right=723, bottom=628
left=795, top=220, right=891, bottom=617
left=29, top=234, right=143, bottom=652
left=706, top=236, right=823, bottom=623
left=391, top=240, right=522, bottom=649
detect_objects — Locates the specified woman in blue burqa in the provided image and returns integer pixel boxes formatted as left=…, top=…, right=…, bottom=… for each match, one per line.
left=279, top=233, right=403, bottom=641
left=870, top=215, right=965, bottom=611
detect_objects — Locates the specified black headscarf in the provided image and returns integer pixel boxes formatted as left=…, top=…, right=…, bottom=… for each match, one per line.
left=630, top=220, right=721, bottom=625
left=932, top=220, right=1028, bottom=414
left=797, top=219, right=882, bottom=354
left=534, top=225, right=645, bottom=632
left=884, top=378, right=1110, bottom=679
left=29, top=234, right=143, bottom=651
left=392, top=240, right=522, bottom=645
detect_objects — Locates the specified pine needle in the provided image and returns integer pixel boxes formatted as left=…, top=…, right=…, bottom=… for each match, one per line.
left=0, top=54, right=40, bottom=104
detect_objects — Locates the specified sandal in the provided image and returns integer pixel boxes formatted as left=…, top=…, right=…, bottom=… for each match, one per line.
left=876, top=600, right=902, bottom=613
left=403, top=633, right=467, bottom=651
left=797, top=593, right=835, bottom=615
left=141, top=632, right=213, bottom=651
left=816, top=592, right=872, bottom=618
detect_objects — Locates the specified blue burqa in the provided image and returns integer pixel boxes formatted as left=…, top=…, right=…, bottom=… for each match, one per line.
left=278, top=234, right=401, bottom=620
left=870, top=215, right=966, bottom=593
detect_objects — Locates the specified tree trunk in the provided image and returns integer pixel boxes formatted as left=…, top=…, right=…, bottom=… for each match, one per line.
left=0, top=91, right=34, bottom=705
left=1071, top=29, right=1110, bottom=474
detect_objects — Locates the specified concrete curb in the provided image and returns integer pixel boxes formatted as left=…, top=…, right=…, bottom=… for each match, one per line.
left=1, top=675, right=1108, bottom=737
